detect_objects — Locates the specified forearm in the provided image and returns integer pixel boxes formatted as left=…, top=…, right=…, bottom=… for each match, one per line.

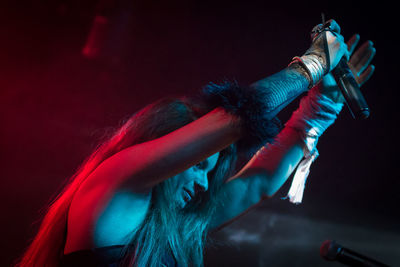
left=248, top=64, right=311, bottom=119
left=229, top=126, right=305, bottom=197
left=251, top=64, right=310, bottom=93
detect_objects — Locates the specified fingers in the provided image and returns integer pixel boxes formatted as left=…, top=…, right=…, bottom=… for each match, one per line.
left=357, top=65, right=375, bottom=86
left=350, top=40, right=376, bottom=75
left=346, top=34, right=360, bottom=55
left=310, top=23, right=323, bottom=40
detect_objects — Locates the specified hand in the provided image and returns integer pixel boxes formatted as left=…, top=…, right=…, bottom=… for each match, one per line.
left=306, top=19, right=349, bottom=73
left=347, top=35, right=376, bottom=86
left=321, top=34, right=376, bottom=103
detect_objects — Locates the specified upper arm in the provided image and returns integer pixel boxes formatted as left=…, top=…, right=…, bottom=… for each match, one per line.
left=209, top=173, right=270, bottom=230
left=83, top=107, right=242, bottom=193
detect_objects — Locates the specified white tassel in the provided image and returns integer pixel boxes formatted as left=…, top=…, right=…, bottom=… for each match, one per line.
left=287, top=150, right=318, bottom=204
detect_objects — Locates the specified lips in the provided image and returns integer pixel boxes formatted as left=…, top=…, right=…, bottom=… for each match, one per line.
left=183, top=188, right=194, bottom=201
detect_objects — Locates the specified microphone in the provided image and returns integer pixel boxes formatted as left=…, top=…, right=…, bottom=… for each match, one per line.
left=332, top=57, right=370, bottom=119
left=320, top=240, right=390, bottom=267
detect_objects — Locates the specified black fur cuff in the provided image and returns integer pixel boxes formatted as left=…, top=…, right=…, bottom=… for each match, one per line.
left=198, top=80, right=282, bottom=156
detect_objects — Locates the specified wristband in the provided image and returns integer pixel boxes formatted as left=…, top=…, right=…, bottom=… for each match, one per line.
left=290, top=54, right=325, bottom=88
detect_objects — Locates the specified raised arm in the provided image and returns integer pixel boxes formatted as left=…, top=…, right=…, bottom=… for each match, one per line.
left=79, top=63, right=311, bottom=194
left=83, top=107, right=242, bottom=192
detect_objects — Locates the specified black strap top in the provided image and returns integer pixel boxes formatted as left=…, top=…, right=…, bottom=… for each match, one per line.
left=61, top=245, right=178, bottom=267
left=61, top=245, right=125, bottom=267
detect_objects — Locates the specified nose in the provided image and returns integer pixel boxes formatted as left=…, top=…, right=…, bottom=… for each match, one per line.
left=194, top=172, right=208, bottom=193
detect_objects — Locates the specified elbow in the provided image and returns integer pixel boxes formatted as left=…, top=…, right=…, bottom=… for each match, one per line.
left=246, top=172, right=276, bottom=201
left=262, top=185, right=280, bottom=198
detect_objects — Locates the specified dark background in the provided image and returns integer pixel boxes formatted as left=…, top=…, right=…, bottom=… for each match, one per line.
left=1, top=0, right=398, bottom=266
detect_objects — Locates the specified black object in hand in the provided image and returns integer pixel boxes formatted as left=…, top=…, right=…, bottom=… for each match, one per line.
left=332, top=57, right=370, bottom=119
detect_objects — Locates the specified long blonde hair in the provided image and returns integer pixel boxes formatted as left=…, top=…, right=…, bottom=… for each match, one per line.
left=16, top=97, right=236, bottom=267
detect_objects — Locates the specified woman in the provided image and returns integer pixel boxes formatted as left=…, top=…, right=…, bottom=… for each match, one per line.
left=17, top=20, right=375, bottom=266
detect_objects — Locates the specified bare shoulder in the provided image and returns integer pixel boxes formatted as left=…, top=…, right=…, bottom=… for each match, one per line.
left=93, top=188, right=152, bottom=247
left=64, top=180, right=152, bottom=254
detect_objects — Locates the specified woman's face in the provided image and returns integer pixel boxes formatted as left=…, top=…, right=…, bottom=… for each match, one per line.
left=169, top=152, right=220, bottom=208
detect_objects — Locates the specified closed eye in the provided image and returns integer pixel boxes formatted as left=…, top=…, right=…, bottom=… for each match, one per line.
left=195, top=161, right=208, bottom=170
